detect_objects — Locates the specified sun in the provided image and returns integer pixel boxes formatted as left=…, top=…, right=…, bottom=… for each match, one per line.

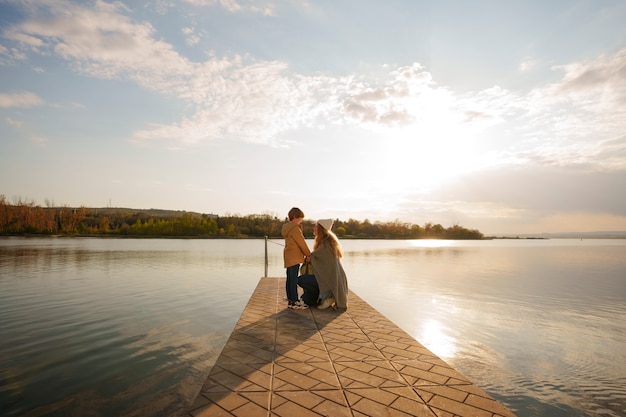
left=374, top=123, right=483, bottom=194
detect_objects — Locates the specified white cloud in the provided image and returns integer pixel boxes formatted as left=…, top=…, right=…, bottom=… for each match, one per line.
left=342, top=64, right=435, bottom=127
left=550, top=48, right=626, bottom=124
left=502, top=48, right=626, bottom=169
left=153, top=0, right=172, bottom=15
left=182, top=27, right=200, bottom=46
left=0, top=43, right=28, bottom=65
left=519, top=56, right=536, bottom=71
left=31, top=135, right=48, bottom=146
left=338, top=50, right=626, bottom=173
left=0, top=43, right=8, bottom=61
left=4, top=1, right=331, bottom=146
left=4, top=0, right=625, bottom=175
left=0, top=91, right=43, bottom=108
left=5, top=117, right=24, bottom=127
left=389, top=163, right=626, bottom=234
left=5, top=31, right=44, bottom=49
left=181, top=0, right=275, bottom=16
left=131, top=60, right=332, bottom=145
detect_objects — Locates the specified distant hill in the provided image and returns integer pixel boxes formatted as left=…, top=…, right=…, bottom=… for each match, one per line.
left=493, top=231, right=626, bottom=239
left=91, top=207, right=217, bottom=218
left=540, top=231, right=626, bottom=239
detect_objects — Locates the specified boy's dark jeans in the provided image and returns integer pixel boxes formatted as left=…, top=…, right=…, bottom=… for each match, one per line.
left=286, top=264, right=300, bottom=303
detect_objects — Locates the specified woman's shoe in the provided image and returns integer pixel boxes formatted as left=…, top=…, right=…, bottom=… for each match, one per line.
left=317, top=297, right=335, bottom=310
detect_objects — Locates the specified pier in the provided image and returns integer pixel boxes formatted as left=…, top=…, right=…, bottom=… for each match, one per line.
left=189, top=277, right=517, bottom=417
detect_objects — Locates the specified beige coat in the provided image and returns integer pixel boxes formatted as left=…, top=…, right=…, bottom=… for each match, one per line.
left=281, top=221, right=311, bottom=268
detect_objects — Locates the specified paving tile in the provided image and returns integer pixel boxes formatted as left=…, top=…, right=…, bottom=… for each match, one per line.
left=188, top=277, right=517, bottom=417
left=327, top=341, right=386, bottom=362
left=271, top=390, right=351, bottom=417
left=319, top=327, right=369, bottom=342
left=374, top=340, right=438, bottom=361
left=345, top=388, right=436, bottom=417
left=391, top=360, right=451, bottom=386
left=191, top=391, right=269, bottom=417
left=334, top=360, right=408, bottom=389
left=215, top=341, right=274, bottom=364
left=274, top=342, right=329, bottom=363
left=427, top=394, right=494, bottom=417
left=273, top=360, right=340, bottom=391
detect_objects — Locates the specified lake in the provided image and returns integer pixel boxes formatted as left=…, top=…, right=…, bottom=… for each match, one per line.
left=1, top=237, right=625, bottom=417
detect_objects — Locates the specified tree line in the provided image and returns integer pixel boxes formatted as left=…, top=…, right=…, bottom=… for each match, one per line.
left=0, top=196, right=484, bottom=239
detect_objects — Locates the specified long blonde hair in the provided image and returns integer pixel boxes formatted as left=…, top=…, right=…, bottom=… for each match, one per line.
left=314, top=223, right=344, bottom=258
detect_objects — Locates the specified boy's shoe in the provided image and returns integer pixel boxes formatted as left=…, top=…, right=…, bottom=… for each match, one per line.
left=289, top=300, right=309, bottom=310
left=317, top=297, right=335, bottom=310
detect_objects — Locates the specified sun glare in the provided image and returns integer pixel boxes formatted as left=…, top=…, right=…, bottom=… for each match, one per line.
left=421, top=318, right=457, bottom=359
left=408, top=240, right=454, bottom=248
left=387, top=124, right=480, bottom=191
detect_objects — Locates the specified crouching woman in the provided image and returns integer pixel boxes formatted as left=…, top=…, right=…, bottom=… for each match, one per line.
left=298, top=218, right=348, bottom=309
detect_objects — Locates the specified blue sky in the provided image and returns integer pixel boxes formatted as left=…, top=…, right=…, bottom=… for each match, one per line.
left=1, top=0, right=625, bottom=234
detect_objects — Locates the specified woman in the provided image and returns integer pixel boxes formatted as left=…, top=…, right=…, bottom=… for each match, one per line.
left=298, top=218, right=348, bottom=309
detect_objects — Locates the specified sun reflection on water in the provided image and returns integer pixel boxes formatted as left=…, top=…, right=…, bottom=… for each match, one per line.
left=420, top=315, right=457, bottom=359
left=408, top=239, right=455, bottom=248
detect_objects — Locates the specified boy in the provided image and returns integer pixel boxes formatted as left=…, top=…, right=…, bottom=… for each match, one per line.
left=281, top=207, right=311, bottom=309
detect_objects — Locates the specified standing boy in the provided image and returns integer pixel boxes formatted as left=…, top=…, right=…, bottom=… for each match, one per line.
left=281, top=207, right=311, bottom=309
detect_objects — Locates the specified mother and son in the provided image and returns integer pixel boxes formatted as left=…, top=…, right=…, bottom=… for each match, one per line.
left=281, top=207, right=348, bottom=310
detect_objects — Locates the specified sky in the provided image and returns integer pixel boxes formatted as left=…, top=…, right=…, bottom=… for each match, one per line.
left=1, top=0, right=625, bottom=235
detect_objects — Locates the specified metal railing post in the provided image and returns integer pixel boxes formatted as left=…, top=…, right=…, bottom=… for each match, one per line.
left=264, top=236, right=268, bottom=277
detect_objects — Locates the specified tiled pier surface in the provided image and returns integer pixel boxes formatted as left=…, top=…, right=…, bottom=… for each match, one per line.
left=189, top=277, right=517, bottom=417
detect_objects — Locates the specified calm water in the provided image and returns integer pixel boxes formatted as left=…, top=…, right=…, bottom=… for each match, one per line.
left=1, top=237, right=625, bottom=417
